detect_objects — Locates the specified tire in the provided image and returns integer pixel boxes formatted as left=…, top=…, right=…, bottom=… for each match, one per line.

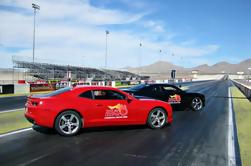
left=55, top=111, right=82, bottom=136
left=190, top=97, right=203, bottom=111
left=147, top=108, right=167, bottom=129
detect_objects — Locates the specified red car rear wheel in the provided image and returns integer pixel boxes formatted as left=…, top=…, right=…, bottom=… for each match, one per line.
left=55, top=111, right=82, bottom=136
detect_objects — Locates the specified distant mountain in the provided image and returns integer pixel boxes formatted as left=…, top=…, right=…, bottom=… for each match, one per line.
left=199, top=61, right=232, bottom=73
left=192, top=64, right=210, bottom=72
left=127, top=61, right=184, bottom=74
left=127, top=59, right=251, bottom=75
left=239, top=59, right=251, bottom=67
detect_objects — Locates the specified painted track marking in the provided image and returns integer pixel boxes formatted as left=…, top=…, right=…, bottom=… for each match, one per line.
left=0, top=108, right=24, bottom=114
left=228, top=87, right=236, bottom=166
left=19, top=153, right=50, bottom=166
left=0, top=128, right=32, bottom=138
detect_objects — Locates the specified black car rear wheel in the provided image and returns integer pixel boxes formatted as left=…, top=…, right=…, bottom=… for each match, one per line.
left=191, top=97, right=203, bottom=111
left=147, top=108, right=167, bottom=129
left=55, top=111, right=82, bottom=136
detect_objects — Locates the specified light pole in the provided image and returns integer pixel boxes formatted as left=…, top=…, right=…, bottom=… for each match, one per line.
left=12, top=55, right=14, bottom=83
left=159, top=49, right=162, bottom=62
left=32, top=3, right=40, bottom=63
left=105, top=30, right=109, bottom=82
left=138, top=43, right=142, bottom=75
left=82, top=55, right=86, bottom=67
left=105, top=30, right=109, bottom=70
left=248, top=67, right=251, bottom=82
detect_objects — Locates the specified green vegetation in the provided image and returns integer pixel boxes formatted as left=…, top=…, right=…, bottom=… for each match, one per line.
left=231, top=86, right=251, bottom=166
left=0, top=109, right=31, bottom=134
left=115, top=85, right=132, bottom=88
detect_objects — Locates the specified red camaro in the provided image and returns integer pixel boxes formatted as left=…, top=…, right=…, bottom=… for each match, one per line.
left=25, top=86, right=173, bottom=136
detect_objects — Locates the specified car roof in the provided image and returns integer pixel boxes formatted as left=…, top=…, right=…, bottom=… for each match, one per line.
left=127, top=83, right=178, bottom=91
left=73, top=85, right=119, bottom=91
left=71, top=85, right=131, bottom=96
left=145, top=83, right=177, bottom=87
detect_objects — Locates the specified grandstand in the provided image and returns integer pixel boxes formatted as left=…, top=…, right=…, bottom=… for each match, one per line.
left=13, top=60, right=145, bottom=81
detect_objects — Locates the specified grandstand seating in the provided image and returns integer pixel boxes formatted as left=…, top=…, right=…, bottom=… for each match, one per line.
left=13, top=60, right=145, bottom=81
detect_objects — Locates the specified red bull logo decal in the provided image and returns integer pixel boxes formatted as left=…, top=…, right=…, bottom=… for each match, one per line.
left=105, top=104, right=128, bottom=119
left=168, top=94, right=181, bottom=104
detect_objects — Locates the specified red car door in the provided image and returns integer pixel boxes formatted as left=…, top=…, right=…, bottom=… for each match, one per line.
left=92, top=90, right=136, bottom=126
left=77, top=90, right=104, bottom=127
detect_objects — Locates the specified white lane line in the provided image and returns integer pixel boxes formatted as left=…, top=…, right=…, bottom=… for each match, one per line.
left=228, top=87, right=236, bottom=166
left=0, top=108, right=24, bottom=114
left=19, top=153, right=50, bottom=166
left=0, top=128, right=32, bottom=138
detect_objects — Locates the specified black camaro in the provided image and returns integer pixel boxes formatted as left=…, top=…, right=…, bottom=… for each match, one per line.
left=122, top=84, right=205, bottom=111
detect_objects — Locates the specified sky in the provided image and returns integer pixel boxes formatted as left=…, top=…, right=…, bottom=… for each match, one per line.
left=0, top=0, right=250, bottom=69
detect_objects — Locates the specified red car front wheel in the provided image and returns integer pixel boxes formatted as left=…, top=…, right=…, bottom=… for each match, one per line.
left=147, top=108, right=167, bottom=129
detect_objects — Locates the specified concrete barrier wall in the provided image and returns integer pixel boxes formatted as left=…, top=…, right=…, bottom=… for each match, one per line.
left=14, top=84, right=30, bottom=94
left=0, top=84, right=14, bottom=94
left=0, top=70, right=34, bottom=83
left=192, top=74, right=224, bottom=81
left=231, top=79, right=251, bottom=99
left=229, top=75, right=246, bottom=80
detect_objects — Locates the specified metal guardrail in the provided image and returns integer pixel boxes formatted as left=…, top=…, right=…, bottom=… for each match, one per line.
left=231, top=79, right=251, bottom=100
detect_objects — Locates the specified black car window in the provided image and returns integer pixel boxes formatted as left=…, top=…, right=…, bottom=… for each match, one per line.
left=129, top=84, right=150, bottom=91
left=146, top=86, right=157, bottom=93
left=160, top=85, right=181, bottom=93
left=93, top=90, right=125, bottom=100
left=152, top=86, right=160, bottom=93
left=162, top=86, right=177, bottom=91
left=79, top=90, right=93, bottom=99
left=140, top=86, right=160, bottom=96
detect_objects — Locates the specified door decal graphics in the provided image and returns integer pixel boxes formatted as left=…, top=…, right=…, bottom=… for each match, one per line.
left=104, top=104, right=128, bottom=119
left=168, top=94, right=181, bottom=104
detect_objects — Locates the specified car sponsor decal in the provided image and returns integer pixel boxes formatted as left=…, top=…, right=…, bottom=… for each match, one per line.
left=104, top=104, right=128, bottom=119
left=168, top=94, right=181, bottom=104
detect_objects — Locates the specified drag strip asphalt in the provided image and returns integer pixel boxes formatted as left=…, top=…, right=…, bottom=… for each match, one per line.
left=0, top=96, right=27, bottom=112
left=0, top=80, right=241, bottom=166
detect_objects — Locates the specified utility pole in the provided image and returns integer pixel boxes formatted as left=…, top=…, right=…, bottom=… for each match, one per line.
left=82, top=55, right=86, bottom=67
left=248, top=68, right=251, bottom=82
left=105, top=30, right=109, bottom=82
left=32, top=3, right=40, bottom=63
left=159, top=49, right=162, bottom=61
left=138, top=43, right=142, bottom=76
left=105, top=30, right=109, bottom=70
left=12, top=55, right=14, bottom=83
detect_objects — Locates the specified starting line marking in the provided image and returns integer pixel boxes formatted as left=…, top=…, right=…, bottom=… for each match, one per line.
left=0, top=128, right=32, bottom=138
left=0, top=108, right=24, bottom=114
left=228, top=87, right=236, bottom=166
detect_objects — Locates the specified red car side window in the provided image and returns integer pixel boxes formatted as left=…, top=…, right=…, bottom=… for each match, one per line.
left=79, top=90, right=93, bottom=99
left=93, top=90, right=125, bottom=100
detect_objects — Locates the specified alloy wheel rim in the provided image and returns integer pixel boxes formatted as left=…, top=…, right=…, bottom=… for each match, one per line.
left=150, top=110, right=166, bottom=128
left=59, top=114, right=80, bottom=135
left=192, top=97, right=202, bottom=111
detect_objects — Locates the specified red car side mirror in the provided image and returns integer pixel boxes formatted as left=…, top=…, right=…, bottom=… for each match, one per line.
left=127, top=95, right=134, bottom=103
